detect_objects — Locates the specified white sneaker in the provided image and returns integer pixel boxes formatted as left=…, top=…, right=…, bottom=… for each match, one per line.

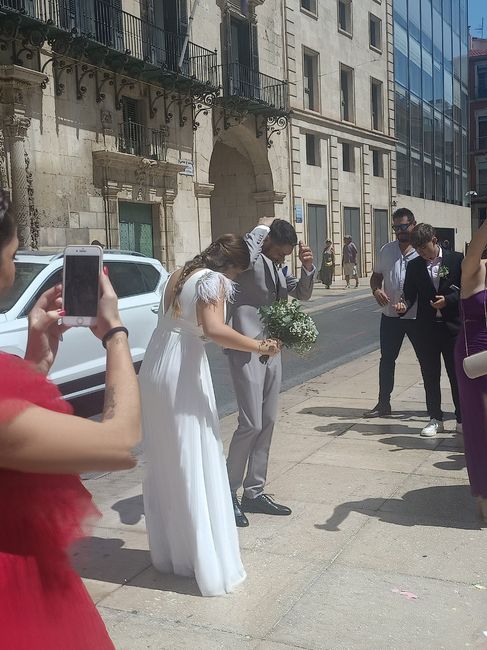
left=456, top=422, right=463, bottom=434
left=421, top=419, right=444, bottom=437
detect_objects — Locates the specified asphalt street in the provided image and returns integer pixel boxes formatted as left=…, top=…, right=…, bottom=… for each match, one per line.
left=209, top=292, right=382, bottom=417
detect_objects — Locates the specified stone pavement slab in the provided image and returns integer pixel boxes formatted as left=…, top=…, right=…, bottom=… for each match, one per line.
left=77, top=345, right=487, bottom=649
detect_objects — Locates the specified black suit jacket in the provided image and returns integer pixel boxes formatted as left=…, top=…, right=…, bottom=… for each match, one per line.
left=402, top=249, right=463, bottom=335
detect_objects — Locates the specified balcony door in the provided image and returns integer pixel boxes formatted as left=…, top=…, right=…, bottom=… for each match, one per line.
left=343, top=207, right=362, bottom=276
left=94, top=0, right=123, bottom=51
left=227, top=15, right=258, bottom=100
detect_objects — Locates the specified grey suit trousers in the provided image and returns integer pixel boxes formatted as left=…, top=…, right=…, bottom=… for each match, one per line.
left=227, top=350, right=282, bottom=498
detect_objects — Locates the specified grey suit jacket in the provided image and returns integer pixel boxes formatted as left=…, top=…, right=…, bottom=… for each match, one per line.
left=227, top=225, right=315, bottom=339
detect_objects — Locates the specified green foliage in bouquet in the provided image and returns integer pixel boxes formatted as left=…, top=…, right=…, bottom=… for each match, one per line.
left=258, top=299, right=319, bottom=355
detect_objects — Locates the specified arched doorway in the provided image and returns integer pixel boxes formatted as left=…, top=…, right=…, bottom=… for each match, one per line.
left=209, top=127, right=275, bottom=239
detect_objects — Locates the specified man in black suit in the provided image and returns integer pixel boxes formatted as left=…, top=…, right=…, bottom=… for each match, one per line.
left=395, top=223, right=463, bottom=437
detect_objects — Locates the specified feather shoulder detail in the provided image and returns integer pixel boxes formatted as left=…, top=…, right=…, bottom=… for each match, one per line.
left=195, top=270, right=237, bottom=304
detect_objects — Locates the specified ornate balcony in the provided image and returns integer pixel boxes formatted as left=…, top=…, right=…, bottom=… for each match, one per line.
left=218, top=62, right=288, bottom=115
left=117, top=121, right=166, bottom=160
left=0, top=0, right=218, bottom=94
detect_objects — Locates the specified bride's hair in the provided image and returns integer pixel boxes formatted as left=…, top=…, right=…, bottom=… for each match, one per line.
left=171, top=233, right=250, bottom=317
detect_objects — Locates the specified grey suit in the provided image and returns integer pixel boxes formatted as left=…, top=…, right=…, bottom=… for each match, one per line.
left=226, top=225, right=315, bottom=498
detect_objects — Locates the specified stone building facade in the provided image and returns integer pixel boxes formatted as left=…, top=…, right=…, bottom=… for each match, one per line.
left=284, top=0, right=396, bottom=276
left=0, top=0, right=291, bottom=268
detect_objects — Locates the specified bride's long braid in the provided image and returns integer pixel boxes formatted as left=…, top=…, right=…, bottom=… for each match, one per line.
left=170, top=235, right=250, bottom=318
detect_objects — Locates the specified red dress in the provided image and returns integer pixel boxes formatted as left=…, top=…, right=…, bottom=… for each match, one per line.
left=0, top=353, right=114, bottom=649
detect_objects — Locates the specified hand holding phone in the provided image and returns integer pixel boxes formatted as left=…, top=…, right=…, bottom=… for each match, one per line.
left=62, top=245, right=102, bottom=327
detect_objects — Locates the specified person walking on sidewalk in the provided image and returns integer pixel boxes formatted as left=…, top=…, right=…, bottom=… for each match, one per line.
left=319, top=239, right=335, bottom=288
left=395, top=223, right=463, bottom=437
left=226, top=219, right=315, bottom=527
left=342, top=236, right=358, bottom=288
left=364, top=208, right=421, bottom=418
left=454, top=219, right=487, bottom=522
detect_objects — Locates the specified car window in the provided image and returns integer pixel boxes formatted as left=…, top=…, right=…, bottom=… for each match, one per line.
left=19, top=268, right=63, bottom=318
left=106, top=262, right=148, bottom=299
left=136, top=263, right=161, bottom=292
left=0, top=262, right=48, bottom=314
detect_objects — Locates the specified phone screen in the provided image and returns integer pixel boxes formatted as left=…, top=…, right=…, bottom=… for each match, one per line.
left=64, top=255, right=100, bottom=317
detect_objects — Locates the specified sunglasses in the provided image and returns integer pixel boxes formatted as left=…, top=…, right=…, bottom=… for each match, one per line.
left=392, top=223, right=410, bottom=232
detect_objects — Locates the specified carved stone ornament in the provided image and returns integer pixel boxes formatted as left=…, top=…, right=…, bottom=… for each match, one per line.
left=0, top=86, right=24, bottom=106
left=3, top=115, right=31, bottom=140
left=100, top=110, right=112, bottom=125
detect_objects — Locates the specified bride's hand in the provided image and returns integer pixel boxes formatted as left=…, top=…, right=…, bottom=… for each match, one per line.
left=259, top=339, right=281, bottom=357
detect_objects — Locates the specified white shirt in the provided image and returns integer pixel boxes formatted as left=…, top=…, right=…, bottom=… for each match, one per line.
left=374, top=240, right=418, bottom=319
left=426, top=246, right=442, bottom=317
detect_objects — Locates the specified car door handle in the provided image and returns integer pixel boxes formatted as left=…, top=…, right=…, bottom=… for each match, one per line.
left=151, top=305, right=159, bottom=314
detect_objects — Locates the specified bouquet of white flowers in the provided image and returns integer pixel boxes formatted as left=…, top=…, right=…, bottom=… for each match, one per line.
left=258, top=299, right=319, bottom=356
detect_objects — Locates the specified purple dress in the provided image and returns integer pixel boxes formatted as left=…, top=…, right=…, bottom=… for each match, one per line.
left=455, top=290, right=487, bottom=498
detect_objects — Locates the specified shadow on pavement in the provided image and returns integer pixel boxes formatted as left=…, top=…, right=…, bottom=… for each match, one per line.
left=112, top=494, right=144, bottom=525
left=315, top=484, right=480, bottom=532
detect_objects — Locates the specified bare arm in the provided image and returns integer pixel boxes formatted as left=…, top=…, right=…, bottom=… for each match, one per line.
left=370, top=272, right=389, bottom=307
left=197, top=298, right=277, bottom=354
left=462, top=220, right=487, bottom=285
left=0, top=273, right=141, bottom=474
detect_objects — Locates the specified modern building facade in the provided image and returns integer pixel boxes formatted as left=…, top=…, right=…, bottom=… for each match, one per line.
left=0, top=0, right=291, bottom=267
left=285, top=0, right=396, bottom=276
left=393, top=0, right=470, bottom=250
left=469, top=36, right=487, bottom=229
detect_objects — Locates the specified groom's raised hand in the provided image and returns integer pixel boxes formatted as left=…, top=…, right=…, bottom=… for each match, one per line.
left=298, top=241, right=314, bottom=271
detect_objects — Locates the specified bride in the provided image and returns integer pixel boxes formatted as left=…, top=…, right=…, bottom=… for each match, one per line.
left=139, top=234, right=279, bottom=596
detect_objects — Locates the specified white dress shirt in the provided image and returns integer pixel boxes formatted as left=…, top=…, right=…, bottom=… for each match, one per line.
left=426, top=246, right=442, bottom=318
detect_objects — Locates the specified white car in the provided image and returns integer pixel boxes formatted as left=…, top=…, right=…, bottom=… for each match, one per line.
left=0, top=251, right=168, bottom=415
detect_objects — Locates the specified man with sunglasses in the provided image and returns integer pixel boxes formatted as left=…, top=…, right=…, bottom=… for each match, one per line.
left=364, top=207, right=421, bottom=418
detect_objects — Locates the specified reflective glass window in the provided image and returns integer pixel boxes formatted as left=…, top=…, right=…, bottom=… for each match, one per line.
left=394, top=22, right=409, bottom=87
left=454, top=172, right=461, bottom=204
left=452, top=0, right=460, bottom=34
left=411, top=95, right=422, bottom=151
left=444, top=69, right=453, bottom=117
left=454, top=124, right=461, bottom=169
left=434, top=59, right=443, bottom=106
left=434, top=111, right=443, bottom=161
left=443, top=0, right=452, bottom=24
left=408, top=0, right=421, bottom=40
left=423, top=102, right=434, bottom=156
left=453, top=30, right=460, bottom=79
left=424, top=158, right=434, bottom=199
left=421, top=0, right=432, bottom=51
left=409, top=36, right=422, bottom=96
left=397, top=146, right=410, bottom=195
left=395, top=0, right=408, bottom=27
left=395, top=84, right=409, bottom=145
left=443, top=22, right=452, bottom=72
left=445, top=167, right=453, bottom=203
left=422, top=49, right=433, bottom=103
left=433, top=8, right=442, bottom=61
left=435, top=164, right=444, bottom=201
left=411, top=151, right=423, bottom=197
left=445, top=118, right=453, bottom=166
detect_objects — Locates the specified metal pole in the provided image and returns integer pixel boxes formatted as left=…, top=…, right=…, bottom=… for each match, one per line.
left=178, top=0, right=200, bottom=71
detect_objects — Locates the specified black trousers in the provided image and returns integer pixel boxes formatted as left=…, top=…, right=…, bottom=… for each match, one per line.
left=414, top=321, right=461, bottom=423
left=378, top=315, right=420, bottom=405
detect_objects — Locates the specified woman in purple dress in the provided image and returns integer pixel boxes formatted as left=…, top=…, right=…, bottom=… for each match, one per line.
left=455, top=219, right=487, bottom=523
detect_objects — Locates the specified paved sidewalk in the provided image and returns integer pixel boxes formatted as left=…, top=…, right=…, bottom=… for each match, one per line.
left=76, top=344, right=487, bottom=650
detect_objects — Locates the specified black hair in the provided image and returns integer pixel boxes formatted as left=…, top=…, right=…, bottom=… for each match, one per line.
left=392, top=207, right=415, bottom=223
left=268, top=219, right=298, bottom=247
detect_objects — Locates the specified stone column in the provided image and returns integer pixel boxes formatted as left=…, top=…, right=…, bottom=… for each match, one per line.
left=4, top=115, right=31, bottom=248
left=161, top=189, right=176, bottom=270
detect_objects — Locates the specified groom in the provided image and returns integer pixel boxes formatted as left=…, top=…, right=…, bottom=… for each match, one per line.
left=226, top=219, right=315, bottom=527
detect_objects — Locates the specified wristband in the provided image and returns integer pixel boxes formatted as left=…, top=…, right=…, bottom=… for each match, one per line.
left=102, top=326, right=128, bottom=349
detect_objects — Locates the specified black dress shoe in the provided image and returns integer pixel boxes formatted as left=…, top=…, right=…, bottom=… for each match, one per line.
left=232, top=494, right=249, bottom=527
left=241, top=494, right=292, bottom=516
left=363, top=402, right=391, bottom=418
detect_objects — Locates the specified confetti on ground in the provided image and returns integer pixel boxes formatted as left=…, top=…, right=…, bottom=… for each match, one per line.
left=473, top=584, right=487, bottom=590
left=392, top=588, right=418, bottom=600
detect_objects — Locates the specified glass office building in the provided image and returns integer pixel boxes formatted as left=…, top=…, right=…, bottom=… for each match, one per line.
left=394, top=0, right=468, bottom=205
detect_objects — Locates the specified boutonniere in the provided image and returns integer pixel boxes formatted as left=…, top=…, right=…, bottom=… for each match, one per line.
left=438, top=265, right=449, bottom=279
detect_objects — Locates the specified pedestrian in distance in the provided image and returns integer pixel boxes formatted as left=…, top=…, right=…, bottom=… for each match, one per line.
left=139, top=234, right=280, bottom=596
left=342, top=235, right=359, bottom=288
left=226, top=219, right=315, bottom=527
left=319, top=239, right=335, bottom=288
left=394, top=223, right=463, bottom=437
left=0, top=191, right=141, bottom=650
left=454, top=218, right=487, bottom=522
left=364, top=207, right=422, bottom=418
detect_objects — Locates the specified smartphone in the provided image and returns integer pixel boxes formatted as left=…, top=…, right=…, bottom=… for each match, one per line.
left=62, top=245, right=102, bottom=327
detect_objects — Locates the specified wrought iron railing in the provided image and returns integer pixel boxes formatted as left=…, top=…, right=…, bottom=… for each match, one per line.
left=219, top=63, right=288, bottom=112
left=0, top=0, right=217, bottom=86
left=117, top=121, right=166, bottom=160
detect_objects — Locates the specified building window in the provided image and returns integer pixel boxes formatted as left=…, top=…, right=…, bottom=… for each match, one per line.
left=369, top=13, right=382, bottom=51
left=478, top=115, right=487, bottom=151
left=303, top=50, right=319, bottom=111
left=340, top=64, right=354, bottom=122
left=372, top=149, right=384, bottom=177
left=371, top=78, right=383, bottom=131
left=301, top=0, right=317, bottom=15
left=342, top=142, right=355, bottom=172
left=477, top=64, right=487, bottom=99
left=305, top=133, right=320, bottom=166
left=338, top=0, right=352, bottom=36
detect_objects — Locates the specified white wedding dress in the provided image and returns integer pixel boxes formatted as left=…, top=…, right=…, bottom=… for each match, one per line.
left=139, top=269, right=246, bottom=597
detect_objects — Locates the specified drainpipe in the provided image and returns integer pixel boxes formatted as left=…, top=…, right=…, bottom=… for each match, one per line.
left=178, top=0, right=200, bottom=71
